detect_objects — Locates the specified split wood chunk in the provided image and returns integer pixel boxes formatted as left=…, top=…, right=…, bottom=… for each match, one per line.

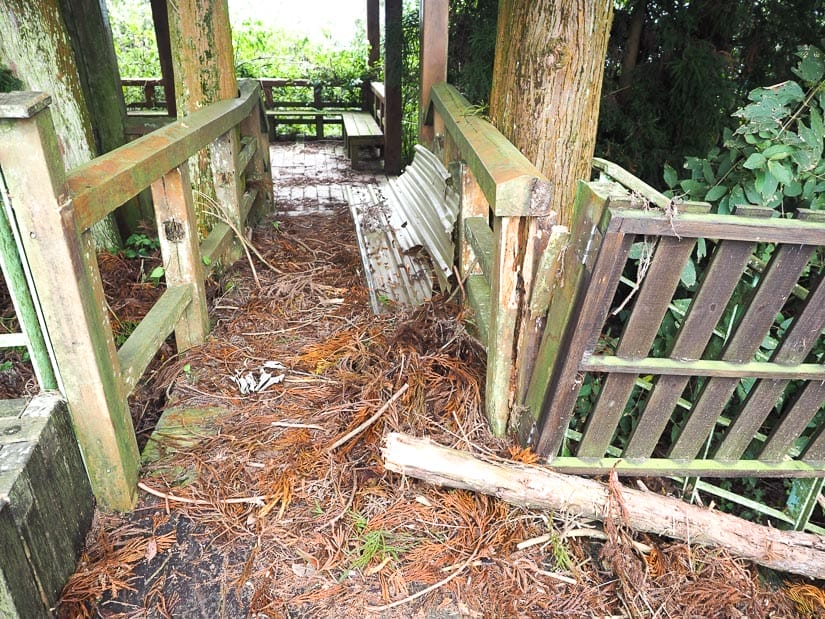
left=381, top=433, right=825, bottom=580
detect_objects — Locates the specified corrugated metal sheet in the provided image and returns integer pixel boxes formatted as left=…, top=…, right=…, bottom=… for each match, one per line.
left=346, top=183, right=433, bottom=314
left=388, top=145, right=459, bottom=289
left=345, top=145, right=459, bottom=314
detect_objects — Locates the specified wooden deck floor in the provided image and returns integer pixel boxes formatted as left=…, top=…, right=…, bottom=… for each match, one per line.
left=270, top=139, right=385, bottom=216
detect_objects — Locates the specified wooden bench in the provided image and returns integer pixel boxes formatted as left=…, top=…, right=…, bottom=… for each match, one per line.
left=341, top=111, right=383, bottom=168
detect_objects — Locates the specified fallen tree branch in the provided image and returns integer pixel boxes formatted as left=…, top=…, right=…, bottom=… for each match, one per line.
left=328, top=383, right=409, bottom=451
left=381, top=433, right=825, bottom=580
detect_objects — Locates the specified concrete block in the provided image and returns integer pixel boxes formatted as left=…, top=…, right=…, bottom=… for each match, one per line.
left=0, top=392, right=94, bottom=618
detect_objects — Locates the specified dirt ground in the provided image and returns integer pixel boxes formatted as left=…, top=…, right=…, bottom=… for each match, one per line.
left=36, top=142, right=821, bottom=618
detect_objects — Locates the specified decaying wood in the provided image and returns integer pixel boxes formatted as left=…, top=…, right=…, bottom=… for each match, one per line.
left=382, top=433, right=825, bottom=579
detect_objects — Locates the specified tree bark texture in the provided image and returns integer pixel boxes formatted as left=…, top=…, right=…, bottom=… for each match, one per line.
left=60, top=0, right=152, bottom=234
left=383, top=433, right=825, bottom=580
left=489, top=0, right=613, bottom=227
left=166, top=0, right=238, bottom=232
left=0, top=0, right=121, bottom=248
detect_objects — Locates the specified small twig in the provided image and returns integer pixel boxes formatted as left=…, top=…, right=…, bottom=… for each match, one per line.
left=138, top=481, right=267, bottom=507
left=446, top=257, right=478, bottom=304
left=328, top=383, right=409, bottom=451
left=366, top=541, right=482, bottom=612
left=317, top=477, right=357, bottom=531
left=563, top=528, right=652, bottom=554
left=271, top=421, right=325, bottom=430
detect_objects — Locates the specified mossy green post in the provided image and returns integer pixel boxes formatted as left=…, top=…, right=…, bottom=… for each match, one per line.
left=0, top=92, right=139, bottom=511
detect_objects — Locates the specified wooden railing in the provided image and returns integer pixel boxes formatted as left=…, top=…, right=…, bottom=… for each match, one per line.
left=369, top=81, right=386, bottom=133
left=121, top=77, right=371, bottom=139
left=425, top=82, right=556, bottom=436
left=121, top=77, right=169, bottom=110
left=526, top=162, right=825, bottom=476
left=0, top=80, right=272, bottom=510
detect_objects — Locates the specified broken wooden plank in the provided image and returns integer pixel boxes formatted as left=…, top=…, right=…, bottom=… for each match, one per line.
left=532, top=212, right=634, bottom=457
left=382, top=432, right=825, bottom=579
left=523, top=182, right=613, bottom=444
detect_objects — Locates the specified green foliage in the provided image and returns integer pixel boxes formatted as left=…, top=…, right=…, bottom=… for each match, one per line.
left=0, top=64, right=23, bottom=93
left=122, top=233, right=160, bottom=259
left=598, top=0, right=825, bottom=185
left=446, top=0, right=498, bottom=105
left=106, top=0, right=160, bottom=78
left=664, top=46, right=825, bottom=214
left=344, top=511, right=412, bottom=576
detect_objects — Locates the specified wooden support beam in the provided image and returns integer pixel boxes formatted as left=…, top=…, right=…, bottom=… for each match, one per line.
left=383, top=433, right=825, bottom=580
left=418, top=0, right=448, bottom=146
left=118, top=285, right=192, bottom=394
left=209, top=128, right=243, bottom=231
left=384, top=0, right=403, bottom=174
left=0, top=95, right=139, bottom=511
left=367, top=0, right=380, bottom=68
left=150, top=0, right=177, bottom=117
left=150, top=163, right=209, bottom=351
left=486, top=215, right=521, bottom=436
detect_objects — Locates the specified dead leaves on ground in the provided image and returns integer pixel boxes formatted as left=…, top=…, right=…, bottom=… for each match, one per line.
left=58, top=207, right=808, bottom=618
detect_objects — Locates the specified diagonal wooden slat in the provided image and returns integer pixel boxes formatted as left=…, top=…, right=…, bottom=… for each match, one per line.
left=622, top=210, right=774, bottom=458
left=578, top=234, right=700, bottom=457
left=534, top=225, right=634, bottom=457
left=715, top=273, right=825, bottom=460
left=669, top=242, right=817, bottom=460
left=761, top=380, right=825, bottom=461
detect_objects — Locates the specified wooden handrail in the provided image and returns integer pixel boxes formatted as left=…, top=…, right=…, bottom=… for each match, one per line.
left=69, top=79, right=260, bottom=232
left=429, top=83, right=550, bottom=217
left=0, top=81, right=272, bottom=510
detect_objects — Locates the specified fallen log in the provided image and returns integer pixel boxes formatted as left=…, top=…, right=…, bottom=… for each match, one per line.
left=382, top=432, right=825, bottom=580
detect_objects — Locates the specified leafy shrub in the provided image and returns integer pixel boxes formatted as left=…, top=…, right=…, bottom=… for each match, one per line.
left=665, top=46, right=825, bottom=214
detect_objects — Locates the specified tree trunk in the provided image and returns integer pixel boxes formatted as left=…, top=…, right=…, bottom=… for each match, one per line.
left=59, top=0, right=153, bottom=235
left=489, top=0, right=613, bottom=227
left=619, top=0, right=645, bottom=92
left=0, top=0, right=121, bottom=249
left=383, top=433, right=825, bottom=580
left=165, top=0, right=238, bottom=232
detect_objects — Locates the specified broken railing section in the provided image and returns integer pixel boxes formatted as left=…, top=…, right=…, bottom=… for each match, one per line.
left=525, top=159, right=825, bottom=486
left=424, top=82, right=558, bottom=436
left=0, top=80, right=273, bottom=510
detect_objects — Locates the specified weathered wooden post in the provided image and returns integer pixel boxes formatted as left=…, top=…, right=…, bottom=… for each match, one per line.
left=384, top=0, right=403, bottom=174
left=418, top=0, right=448, bottom=146
left=0, top=92, right=139, bottom=511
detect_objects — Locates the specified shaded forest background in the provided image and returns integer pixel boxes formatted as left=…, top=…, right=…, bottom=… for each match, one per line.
left=94, top=0, right=825, bottom=187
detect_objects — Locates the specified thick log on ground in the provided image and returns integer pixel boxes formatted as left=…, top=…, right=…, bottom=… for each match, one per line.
left=382, top=433, right=825, bottom=579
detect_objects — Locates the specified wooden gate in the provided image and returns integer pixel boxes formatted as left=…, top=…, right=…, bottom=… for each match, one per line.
left=527, top=162, right=825, bottom=479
